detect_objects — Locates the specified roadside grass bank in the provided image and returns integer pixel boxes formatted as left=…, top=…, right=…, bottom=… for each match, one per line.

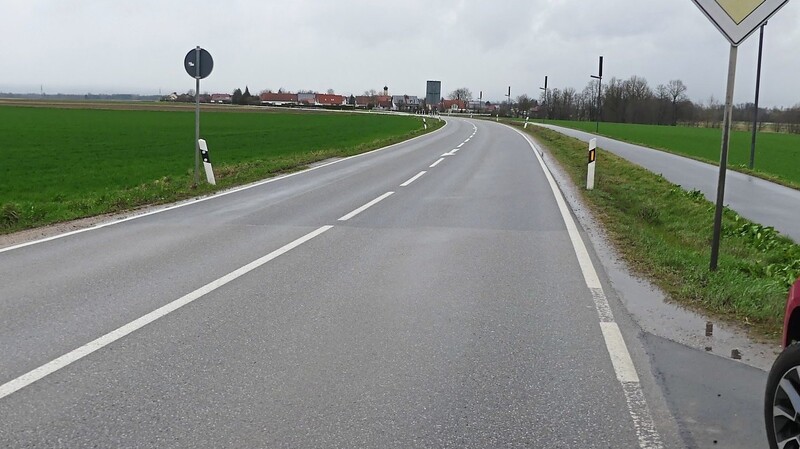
left=0, top=106, right=440, bottom=233
left=518, top=122, right=800, bottom=339
left=539, top=119, right=800, bottom=189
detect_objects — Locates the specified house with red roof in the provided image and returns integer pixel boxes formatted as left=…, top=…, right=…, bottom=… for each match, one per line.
left=260, top=92, right=298, bottom=106
left=315, top=94, right=345, bottom=106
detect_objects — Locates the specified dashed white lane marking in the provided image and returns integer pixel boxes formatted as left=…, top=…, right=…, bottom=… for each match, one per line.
left=338, top=191, right=394, bottom=221
left=429, top=158, right=445, bottom=168
left=0, top=120, right=450, bottom=255
left=0, top=225, right=334, bottom=401
left=511, top=126, right=663, bottom=449
left=442, top=152, right=455, bottom=157
left=457, top=142, right=465, bottom=148
left=400, top=171, right=426, bottom=187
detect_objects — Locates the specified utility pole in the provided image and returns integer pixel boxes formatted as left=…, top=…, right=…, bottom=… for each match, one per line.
left=590, top=56, right=603, bottom=133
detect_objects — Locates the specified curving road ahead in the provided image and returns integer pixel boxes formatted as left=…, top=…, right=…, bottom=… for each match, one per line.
left=0, top=117, right=712, bottom=448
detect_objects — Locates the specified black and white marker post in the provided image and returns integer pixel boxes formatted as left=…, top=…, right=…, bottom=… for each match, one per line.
left=183, top=46, right=214, bottom=187
left=198, top=139, right=216, bottom=185
left=690, top=0, right=788, bottom=270
left=587, top=138, right=597, bottom=190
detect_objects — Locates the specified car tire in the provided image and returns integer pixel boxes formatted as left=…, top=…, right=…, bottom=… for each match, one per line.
left=765, top=342, right=800, bottom=449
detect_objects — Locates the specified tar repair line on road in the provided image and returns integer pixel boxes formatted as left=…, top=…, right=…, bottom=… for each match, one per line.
left=511, top=125, right=664, bottom=449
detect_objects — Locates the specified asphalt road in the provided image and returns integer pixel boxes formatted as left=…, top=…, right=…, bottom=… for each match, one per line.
left=0, top=117, right=762, bottom=448
left=536, top=123, right=800, bottom=243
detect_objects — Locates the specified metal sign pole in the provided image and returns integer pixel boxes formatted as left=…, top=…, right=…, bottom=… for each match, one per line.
left=194, top=46, right=201, bottom=188
left=710, top=45, right=738, bottom=271
left=591, top=56, right=603, bottom=133
left=749, top=23, right=766, bottom=169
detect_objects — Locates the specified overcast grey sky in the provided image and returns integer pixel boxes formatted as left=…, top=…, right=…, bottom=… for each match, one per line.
left=1, top=0, right=799, bottom=107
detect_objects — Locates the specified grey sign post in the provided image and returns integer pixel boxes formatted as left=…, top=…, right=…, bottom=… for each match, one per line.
left=691, top=0, right=788, bottom=270
left=590, top=57, right=603, bottom=133
left=184, top=46, right=214, bottom=187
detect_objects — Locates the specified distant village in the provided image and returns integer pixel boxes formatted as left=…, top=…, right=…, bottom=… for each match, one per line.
left=162, top=85, right=500, bottom=114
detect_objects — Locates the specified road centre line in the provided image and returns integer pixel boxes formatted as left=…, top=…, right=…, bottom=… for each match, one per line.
left=429, top=158, right=445, bottom=168
left=0, top=225, right=334, bottom=401
left=338, top=192, right=394, bottom=221
left=400, top=171, right=426, bottom=187
left=0, top=120, right=450, bottom=255
left=511, top=126, right=663, bottom=449
left=457, top=143, right=465, bottom=148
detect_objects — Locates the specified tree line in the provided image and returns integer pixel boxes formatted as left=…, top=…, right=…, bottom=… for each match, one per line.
left=485, top=75, right=800, bottom=133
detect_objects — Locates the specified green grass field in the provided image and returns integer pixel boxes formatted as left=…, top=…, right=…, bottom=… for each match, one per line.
left=543, top=120, right=800, bottom=187
left=0, top=105, right=434, bottom=232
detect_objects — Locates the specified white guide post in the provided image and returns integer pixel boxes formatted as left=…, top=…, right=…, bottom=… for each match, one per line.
left=587, top=138, right=597, bottom=190
left=198, top=139, right=216, bottom=185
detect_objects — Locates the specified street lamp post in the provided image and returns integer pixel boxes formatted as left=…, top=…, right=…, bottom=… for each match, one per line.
left=506, top=86, right=511, bottom=117
left=539, top=76, right=548, bottom=122
left=590, top=56, right=603, bottom=133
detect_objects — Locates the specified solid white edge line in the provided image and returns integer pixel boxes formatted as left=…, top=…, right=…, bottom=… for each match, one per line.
left=400, top=171, right=426, bottom=187
left=509, top=125, right=663, bottom=449
left=338, top=192, right=394, bottom=221
left=0, top=120, right=450, bottom=255
left=441, top=152, right=454, bottom=157
left=429, top=158, right=445, bottom=168
left=0, top=225, right=334, bottom=401
left=599, top=322, right=639, bottom=383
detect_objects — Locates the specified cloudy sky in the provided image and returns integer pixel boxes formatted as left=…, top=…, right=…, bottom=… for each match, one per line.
left=1, top=0, right=799, bottom=107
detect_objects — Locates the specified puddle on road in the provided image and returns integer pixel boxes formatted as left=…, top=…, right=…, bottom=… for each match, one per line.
left=536, top=141, right=780, bottom=372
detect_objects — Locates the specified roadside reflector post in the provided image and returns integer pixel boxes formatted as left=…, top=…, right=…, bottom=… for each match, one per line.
left=198, top=139, right=216, bottom=185
left=587, top=138, right=597, bottom=190
left=423, top=117, right=427, bottom=130
left=524, top=116, right=529, bottom=129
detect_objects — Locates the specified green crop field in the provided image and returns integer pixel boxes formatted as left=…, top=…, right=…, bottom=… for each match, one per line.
left=0, top=105, right=434, bottom=232
left=542, top=120, right=800, bottom=187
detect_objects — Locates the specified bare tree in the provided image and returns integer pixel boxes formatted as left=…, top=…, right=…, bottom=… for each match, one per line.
left=655, top=84, right=670, bottom=125
left=667, top=80, right=688, bottom=126
left=516, top=94, right=533, bottom=116
left=327, top=88, right=335, bottom=95
left=449, top=88, right=473, bottom=102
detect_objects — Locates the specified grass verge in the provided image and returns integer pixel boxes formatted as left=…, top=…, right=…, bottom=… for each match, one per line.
left=519, top=122, right=800, bottom=339
left=540, top=119, right=800, bottom=190
left=0, top=106, right=442, bottom=233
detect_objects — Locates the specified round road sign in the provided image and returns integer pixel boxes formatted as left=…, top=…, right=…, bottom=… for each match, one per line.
left=184, top=48, right=213, bottom=79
